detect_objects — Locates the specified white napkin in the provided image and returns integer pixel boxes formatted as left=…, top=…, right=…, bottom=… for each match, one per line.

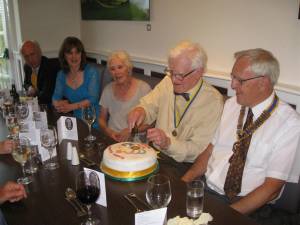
left=67, top=142, right=72, bottom=160
left=167, top=213, right=213, bottom=225
left=71, top=146, right=80, bottom=165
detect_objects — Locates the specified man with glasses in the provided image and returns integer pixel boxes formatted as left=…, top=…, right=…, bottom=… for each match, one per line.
left=127, top=41, right=223, bottom=162
left=182, top=48, right=300, bottom=223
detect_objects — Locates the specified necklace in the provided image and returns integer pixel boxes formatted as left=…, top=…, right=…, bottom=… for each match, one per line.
left=236, top=95, right=279, bottom=142
left=69, top=71, right=80, bottom=87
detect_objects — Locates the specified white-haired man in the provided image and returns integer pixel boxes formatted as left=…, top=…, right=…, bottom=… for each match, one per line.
left=127, top=41, right=224, bottom=162
left=182, top=49, right=300, bottom=223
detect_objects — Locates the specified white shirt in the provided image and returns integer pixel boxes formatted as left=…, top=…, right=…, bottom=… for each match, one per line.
left=206, top=93, right=300, bottom=196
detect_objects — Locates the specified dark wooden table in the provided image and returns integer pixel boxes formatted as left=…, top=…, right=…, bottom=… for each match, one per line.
left=0, top=111, right=258, bottom=225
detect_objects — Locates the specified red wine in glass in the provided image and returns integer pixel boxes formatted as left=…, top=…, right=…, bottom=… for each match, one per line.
left=77, top=186, right=100, bottom=204
left=76, top=171, right=100, bottom=225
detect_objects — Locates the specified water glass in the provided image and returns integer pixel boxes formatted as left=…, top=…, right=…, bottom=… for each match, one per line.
left=146, top=174, right=172, bottom=209
left=186, top=179, right=204, bottom=219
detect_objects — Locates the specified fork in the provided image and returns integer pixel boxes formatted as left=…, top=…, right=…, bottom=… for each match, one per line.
left=124, top=195, right=142, bottom=212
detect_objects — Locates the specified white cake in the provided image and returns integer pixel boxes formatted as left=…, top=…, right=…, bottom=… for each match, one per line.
left=101, top=142, right=158, bottom=181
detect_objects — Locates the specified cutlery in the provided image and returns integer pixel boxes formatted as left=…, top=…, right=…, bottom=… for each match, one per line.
left=65, top=188, right=87, bottom=217
left=79, top=153, right=96, bottom=166
left=124, top=195, right=142, bottom=212
left=129, top=125, right=139, bottom=142
left=65, top=188, right=87, bottom=214
left=127, top=193, right=153, bottom=210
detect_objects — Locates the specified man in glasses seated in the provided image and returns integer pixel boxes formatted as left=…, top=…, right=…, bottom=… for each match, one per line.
left=127, top=41, right=224, bottom=162
left=182, top=48, right=300, bottom=223
left=20, top=40, right=60, bottom=105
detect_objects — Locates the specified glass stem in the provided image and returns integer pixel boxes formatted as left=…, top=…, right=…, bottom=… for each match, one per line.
left=88, top=125, right=92, bottom=137
left=48, top=148, right=53, bottom=164
left=21, top=164, right=26, bottom=178
left=87, top=204, right=92, bottom=220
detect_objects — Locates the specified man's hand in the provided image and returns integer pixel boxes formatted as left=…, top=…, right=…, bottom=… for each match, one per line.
left=147, top=128, right=170, bottom=150
left=127, top=107, right=146, bottom=131
left=0, top=181, right=27, bottom=204
left=0, top=140, right=13, bottom=154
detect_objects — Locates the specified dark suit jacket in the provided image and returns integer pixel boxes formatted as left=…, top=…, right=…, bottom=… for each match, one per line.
left=23, top=56, right=60, bottom=104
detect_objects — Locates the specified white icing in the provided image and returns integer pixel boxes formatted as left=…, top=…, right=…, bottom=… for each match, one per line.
left=102, top=142, right=157, bottom=172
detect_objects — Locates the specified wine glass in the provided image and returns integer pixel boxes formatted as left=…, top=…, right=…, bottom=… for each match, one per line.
left=16, top=102, right=29, bottom=124
left=146, top=174, right=172, bottom=209
left=11, top=136, right=32, bottom=184
left=82, top=106, right=96, bottom=142
left=6, top=113, right=20, bottom=138
left=40, top=126, right=59, bottom=170
left=76, top=171, right=100, bottom=225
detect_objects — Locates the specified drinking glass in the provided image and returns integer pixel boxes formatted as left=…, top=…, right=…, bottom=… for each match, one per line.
left=16, top=102, right=29, bottom=123
left=82, top=106, right=96, bottom=142
left=40, top=126, right=59, bottom=170
left=146, top=174, right=172, bottom=209
left=11, top=136, right=32, bottom=184
left=6, top=113, right=19, bottom=138
left=76, top=171, right=100, bottom=225
left=186, top=179, right=204, bottom=219
left=2, top=96, right=13, bottom=118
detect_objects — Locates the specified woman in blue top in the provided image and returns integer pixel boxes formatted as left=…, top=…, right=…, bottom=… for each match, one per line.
left=52, top=36, right=100, bottom=129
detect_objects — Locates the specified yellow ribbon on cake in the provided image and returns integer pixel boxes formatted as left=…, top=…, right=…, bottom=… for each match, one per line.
left=100, top=162, right=158, bottom=182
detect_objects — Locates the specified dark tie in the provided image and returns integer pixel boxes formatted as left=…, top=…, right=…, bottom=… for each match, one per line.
left=174, top=92, right=190, bottom=101
left=223, top=108, right=253, bottom=200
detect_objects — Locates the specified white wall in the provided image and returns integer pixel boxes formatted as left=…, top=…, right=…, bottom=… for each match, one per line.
left=18, top=0, right=81, bottom=52
left=81, top=0, right=300, bottom=87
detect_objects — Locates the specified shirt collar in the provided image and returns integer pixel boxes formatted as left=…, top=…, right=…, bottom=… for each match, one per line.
left=251, top=91, right=275, bottom=119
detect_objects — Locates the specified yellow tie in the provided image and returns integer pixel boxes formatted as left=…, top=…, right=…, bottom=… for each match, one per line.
left=31, top=69, right=37, bottom=89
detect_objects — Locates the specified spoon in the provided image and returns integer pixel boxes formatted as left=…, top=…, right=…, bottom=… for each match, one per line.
left=65, top=188, right=87, bottom=213
left=65, top=188, right=87, bottom=216
left=79, top=153, right=96, bottom=166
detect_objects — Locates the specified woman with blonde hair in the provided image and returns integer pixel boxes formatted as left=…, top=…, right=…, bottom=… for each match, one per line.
left=99, top=50, right=151, bottom=142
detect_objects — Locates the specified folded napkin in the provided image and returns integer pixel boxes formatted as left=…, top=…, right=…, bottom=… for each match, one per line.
left=167, top=213, right=213, bottom=225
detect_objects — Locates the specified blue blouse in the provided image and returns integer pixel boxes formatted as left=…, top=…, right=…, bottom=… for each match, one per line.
left=52, top=64, right=101, bottom=129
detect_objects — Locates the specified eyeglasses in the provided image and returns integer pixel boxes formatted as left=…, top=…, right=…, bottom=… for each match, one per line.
left=165, top=68, right=196, bottom=80
left=231, top=74, right=265, bottom=85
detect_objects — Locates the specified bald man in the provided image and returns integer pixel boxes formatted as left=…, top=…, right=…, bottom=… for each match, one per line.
left=20, top=40, right=60, bottom=105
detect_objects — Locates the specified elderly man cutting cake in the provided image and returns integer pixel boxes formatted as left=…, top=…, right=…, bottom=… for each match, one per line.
left=127, top=41, right=224, bottom=162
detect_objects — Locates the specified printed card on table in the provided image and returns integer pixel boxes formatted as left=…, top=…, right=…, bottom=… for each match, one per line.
left=84, top=168, right=107, bottom=207
left=57, top=116, right=78, bottom=144
left=33, top=111, right=48, bottom=129
left=135, top=208, right=167, bottom=225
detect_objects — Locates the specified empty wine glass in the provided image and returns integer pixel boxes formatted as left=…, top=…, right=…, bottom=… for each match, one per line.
left=82, top=106, right=96, bottom=142
left=11, top=136, right=32, bottom=184
left=76, top=171, right=100, bottom=225
left=16, top=102, right=29, bottom=124
left=146, top=174, right=172, bottom=209
left=40, top=126, right=59, bottom=170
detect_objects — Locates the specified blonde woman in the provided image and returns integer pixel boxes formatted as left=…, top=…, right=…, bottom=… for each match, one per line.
left=99, top=50, right=151, bottom=142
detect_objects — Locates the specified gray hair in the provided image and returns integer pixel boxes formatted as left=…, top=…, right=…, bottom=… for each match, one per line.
left=20, top=40, right=42, bottom=55
left=168, top=41, right=207, bottom=72
left=234, top=48, right=280, bottom=85
left=108, top=50, right=133, bottom=75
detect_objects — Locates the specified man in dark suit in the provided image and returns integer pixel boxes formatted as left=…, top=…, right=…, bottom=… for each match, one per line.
left=20, top=40, right=60, bottom=105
